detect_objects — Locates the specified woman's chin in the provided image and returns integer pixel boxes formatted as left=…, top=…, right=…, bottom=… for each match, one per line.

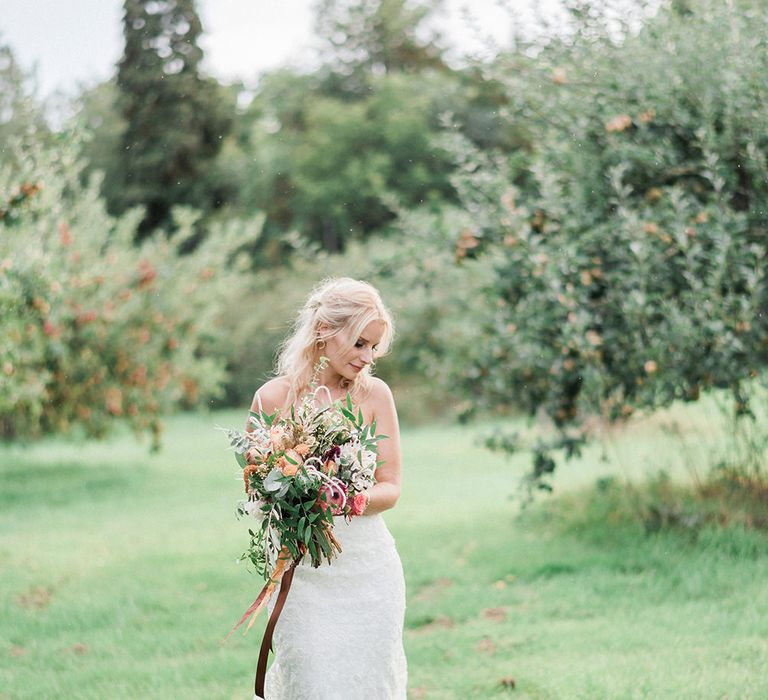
left=345, top=370, right=365, bottom=385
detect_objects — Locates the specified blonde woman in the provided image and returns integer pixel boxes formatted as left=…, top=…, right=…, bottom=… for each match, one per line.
left=251, top=277, right=407, bottom=699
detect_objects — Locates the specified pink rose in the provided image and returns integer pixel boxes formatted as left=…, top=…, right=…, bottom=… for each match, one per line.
left=350, top=492, right=368, bottom=516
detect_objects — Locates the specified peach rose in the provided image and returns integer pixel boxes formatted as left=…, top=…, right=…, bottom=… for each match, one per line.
left=269, top=425, right=288, bottom=452
left=322, top=459, right=338, bottom=476
left=279, top=450, right=302, bottom=477
left=294, top=443, right=310, bottom=457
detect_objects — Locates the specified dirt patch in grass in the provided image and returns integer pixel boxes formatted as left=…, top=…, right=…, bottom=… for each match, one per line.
left=14, top=585, right=53, bottom=611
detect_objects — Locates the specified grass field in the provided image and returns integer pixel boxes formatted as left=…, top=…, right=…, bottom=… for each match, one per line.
left=2, top=398, right=768, bottom=699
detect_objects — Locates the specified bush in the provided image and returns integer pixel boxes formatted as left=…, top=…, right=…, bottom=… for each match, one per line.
left=0, top=134, right=262, bottom=446
left=440, top=0, right=768, bottom=489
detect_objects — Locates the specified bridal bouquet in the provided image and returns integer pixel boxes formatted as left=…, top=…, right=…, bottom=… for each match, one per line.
left=220, top=375, right=385, bottom=638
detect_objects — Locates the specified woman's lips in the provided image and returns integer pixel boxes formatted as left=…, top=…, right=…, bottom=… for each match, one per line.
left=350, top=363, right=363, bottom=372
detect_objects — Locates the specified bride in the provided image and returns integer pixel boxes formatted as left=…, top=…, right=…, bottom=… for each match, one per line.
left=250, top=277, right=408, bottom=699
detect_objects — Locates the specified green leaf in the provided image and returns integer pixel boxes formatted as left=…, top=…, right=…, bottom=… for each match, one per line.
left=317, top=534, right=332, bottom=557
left=235, top=452, right=247, bottom=469
left=341, top=407, right=356, bottom=421
left=263, top=409, right=280, bottom=427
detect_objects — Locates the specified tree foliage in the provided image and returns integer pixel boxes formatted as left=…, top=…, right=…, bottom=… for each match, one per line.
left=448, top=0, right=768, bottom=492
left=0, top=41, right=50, bottom=170
left=239, top=71, right=459, bottom=253
left=314, top=0, right=448, bottom=96
left=0, top=135, right=262, bottom=446
left=115, top=0, right=233, bottom=235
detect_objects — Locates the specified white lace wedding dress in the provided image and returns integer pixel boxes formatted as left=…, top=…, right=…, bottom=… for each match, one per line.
left=257, top=513, right=408, bottom=699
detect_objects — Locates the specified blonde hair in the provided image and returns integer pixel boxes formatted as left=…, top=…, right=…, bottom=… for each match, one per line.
left=275, top=277, right=395, bottom=408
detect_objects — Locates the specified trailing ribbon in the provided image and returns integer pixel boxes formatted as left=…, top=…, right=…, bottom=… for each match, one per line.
left=254, top=557, right=299, bottom=698
left=222, top=546, right=294, bottom=643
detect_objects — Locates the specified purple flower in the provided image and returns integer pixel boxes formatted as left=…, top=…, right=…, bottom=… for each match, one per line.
left=322, top=445, right=341, bottom=462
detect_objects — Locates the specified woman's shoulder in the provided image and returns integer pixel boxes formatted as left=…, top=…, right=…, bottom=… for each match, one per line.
left=251, top=376, right=291, bottom=414
left=365, top=377, right=398, bottom=427
left=367, top=375, right=393, bottom=397
left=366, top=376, right=396, bottom=409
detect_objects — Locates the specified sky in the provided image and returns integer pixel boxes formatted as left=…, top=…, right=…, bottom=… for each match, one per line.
left=0, top=0, right=556, bottom=100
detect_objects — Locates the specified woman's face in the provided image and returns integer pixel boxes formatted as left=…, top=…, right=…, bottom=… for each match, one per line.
left=321, top=319, right=385, bottom=383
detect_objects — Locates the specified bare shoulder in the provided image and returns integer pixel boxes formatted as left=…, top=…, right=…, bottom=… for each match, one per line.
left=368, top=377, right=397, bottom=417
left=251, top=376, right=291, bottom=414
left=368, top=376, right=393, bottom=397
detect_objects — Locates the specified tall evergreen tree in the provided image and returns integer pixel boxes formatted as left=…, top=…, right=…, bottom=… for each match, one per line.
left=116, top=0, right=231, bottom=236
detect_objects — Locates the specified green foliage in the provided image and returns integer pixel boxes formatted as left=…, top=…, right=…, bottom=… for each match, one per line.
left=217, top=214, right=493, bottom=425
left=0, top=41, right=51, bottom=170
left=234, top=71, right=459, bottom=253
left=0, top=134, right=262, bottom=445
left=115, top=0, right=233, bottom=235
left=314, top=0, right=448, bottom=96
left=71, top=0, right=521, bottom=260
left=209, top=0, right=520, bottom=258
left=441, top=0, right=768, bottom=490
left=75, top=80, right=127, bottom=212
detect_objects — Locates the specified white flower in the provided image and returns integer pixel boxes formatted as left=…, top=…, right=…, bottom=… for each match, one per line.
left=243, top=500, right=261, bottom=517
left=338, top=439, right=361, bottom=466
left=362, top=449, right=377, bottom=471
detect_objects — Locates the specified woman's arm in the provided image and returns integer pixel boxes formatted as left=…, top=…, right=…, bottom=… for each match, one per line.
left=362, top=378, right=402, bottom=515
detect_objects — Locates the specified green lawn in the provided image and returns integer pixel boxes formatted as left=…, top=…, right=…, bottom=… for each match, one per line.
left=2, top=400, right=767, bottom=699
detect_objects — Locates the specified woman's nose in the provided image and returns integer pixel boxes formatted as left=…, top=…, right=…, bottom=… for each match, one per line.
left=361, top=347, right=373, bottom=364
